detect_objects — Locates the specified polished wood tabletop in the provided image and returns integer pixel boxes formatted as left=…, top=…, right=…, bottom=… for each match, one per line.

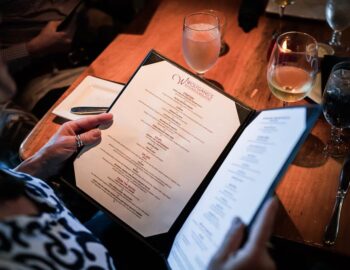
left=20, top=0, right=350, bottom=256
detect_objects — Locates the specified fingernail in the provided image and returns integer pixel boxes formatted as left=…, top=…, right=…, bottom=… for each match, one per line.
left=232, top=217, right=242, bottom=225
left=92, top=129, right=101, bottom=138
left=229, top=217, right=243, bottom=233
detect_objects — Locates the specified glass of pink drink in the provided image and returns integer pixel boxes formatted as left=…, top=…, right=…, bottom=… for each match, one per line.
left=182, top=12, right=221, bottom=77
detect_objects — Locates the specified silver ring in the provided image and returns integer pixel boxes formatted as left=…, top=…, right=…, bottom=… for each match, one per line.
left=75, top=134, right=84, bottom=150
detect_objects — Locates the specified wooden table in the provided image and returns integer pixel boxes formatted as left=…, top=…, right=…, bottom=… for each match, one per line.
left=20, top=0, right=350, bottom=257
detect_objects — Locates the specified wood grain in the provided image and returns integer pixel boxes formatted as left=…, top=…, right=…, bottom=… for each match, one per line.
left=20, top=0, right=350, bottom=256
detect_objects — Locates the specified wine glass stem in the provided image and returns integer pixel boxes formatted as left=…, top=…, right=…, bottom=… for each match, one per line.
left=325, top=125, right=349, bottom=158
left=277, top=6, right=286, bottom=32
left=279, top=6, right=285, bottom=19
left=329, top=30, right=342, bottom=47
left=331, top=126, right=344, bottom=146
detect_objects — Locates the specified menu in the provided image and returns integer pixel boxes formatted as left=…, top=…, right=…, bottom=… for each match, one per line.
left=167, top=108, right=307, bottom=269
left=72, top=51, right=320, bottom=268
left=74, top=52, right=244, bottom=237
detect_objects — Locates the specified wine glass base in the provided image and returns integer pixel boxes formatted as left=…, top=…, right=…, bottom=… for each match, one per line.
left=328, top=40, right=342, bottom=47
left=324, top=141, right=350, bottom=159
left=329, top=43, right=350, bottom=54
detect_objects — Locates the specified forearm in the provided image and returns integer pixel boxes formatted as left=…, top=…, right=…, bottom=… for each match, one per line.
left=15, top=151, right=51, bottom=180
left=15, top=114, right=112, bottom=179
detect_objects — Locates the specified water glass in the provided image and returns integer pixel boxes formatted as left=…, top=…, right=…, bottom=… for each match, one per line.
left=182, top=12, right=221, bottom=76
left=323, top=61, right=350, bottom=158
left=325, top=0, right=350, bottom=48
left=199, top=9, right=227, bottom=55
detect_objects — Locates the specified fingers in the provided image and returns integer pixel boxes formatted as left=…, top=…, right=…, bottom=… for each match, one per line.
left=79, top=128, right=102, bottom=146
left=46, top=21, right=72, bottom=43
left=51, top=20, right=75, bottom=39
left=68, top=113, right=113, bottom=133
left=211, top=218, right=245, bottom=262
left=245, top=197, right=279, bottom=251
left=52, top=21, right=72, bottom=42
left=46, top=21, right=65, bottom=34
left=48, top=20, right=62, bottom=28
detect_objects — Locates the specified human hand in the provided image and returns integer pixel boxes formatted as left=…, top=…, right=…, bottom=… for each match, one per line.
left=16, top=113, right=113, bottom=179
left=26, top=20, right=76, bottom=57
left=208, top=197, right=278, bottom=270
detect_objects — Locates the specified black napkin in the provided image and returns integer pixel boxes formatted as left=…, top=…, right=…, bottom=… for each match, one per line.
left=238, top=0, right=268, bottom=33
left=321, top=55, right=350, bottom=91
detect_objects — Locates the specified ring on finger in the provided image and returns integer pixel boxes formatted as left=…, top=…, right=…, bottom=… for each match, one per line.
left=75, top=134, right=84, bottom=150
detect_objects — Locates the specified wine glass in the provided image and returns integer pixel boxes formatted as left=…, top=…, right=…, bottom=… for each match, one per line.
left=274, top=0, right=296, bottom=18
left=182, top=12, right=221, bottom=77
left=323, top=61, right=350, bottom=158
left=267, top=31, right=318, bottom=106
left=325, top=0, right=350, bottom=49
left=199, top=9, right=227, bottom=56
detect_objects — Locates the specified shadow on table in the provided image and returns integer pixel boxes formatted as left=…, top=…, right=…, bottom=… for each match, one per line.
left=219, top=42, right=230, bottom=57
left=205, top=78, right=225, bottom=91
left=274, top=201, right=303, bottom=242
left=272, top=201, right=350, bottom=269
left=53, top=116, right=70, bottom=125
left=293, top=133, right=328, bottom=168
left=271, top=235, right=350, bottom=270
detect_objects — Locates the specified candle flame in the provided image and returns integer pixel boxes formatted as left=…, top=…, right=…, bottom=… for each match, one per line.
left=281, top=40, right=291, bottom=52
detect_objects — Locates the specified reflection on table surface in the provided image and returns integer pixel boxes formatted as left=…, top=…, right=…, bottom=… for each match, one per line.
left=20, top=0, right=350, bottom=257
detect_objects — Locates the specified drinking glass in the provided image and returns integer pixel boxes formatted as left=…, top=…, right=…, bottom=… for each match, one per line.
left=182, top=12, right=221, bottom=77
left=323, top=61, right=350, bottom=158
left=325, top=0, right=350, bottom=48
left=267, top=31, right=318, bottom=106
left=274, top=0, right=296, bottom=18
left=199, top=9, right=227, bottom=56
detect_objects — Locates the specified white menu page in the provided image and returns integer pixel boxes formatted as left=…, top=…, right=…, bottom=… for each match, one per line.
left=167, top=107, right=306, bottom=270
left=74, top=60, right=241, bottom=237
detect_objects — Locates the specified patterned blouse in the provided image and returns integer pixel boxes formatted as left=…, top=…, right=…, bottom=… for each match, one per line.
left=0, top=170, right=116, bottom=270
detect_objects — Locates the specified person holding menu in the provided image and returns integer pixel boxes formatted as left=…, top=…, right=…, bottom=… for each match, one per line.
left=69, top=51, right=319, bottom=270
left=0, top=111, right=278, bottom=269
left=1, top=46, right=323, bottom=268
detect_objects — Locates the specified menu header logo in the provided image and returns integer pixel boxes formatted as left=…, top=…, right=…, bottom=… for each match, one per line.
left=172, top=74, right=213, bottom=101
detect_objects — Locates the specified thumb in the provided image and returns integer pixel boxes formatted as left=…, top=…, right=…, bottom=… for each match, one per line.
left=79, top=129, right=102, bottom=146
left=212, top=218, right=245, bottom=262
left=48, top=20, right=62, bottom=28
left=245, top=197, right=279, bottom=252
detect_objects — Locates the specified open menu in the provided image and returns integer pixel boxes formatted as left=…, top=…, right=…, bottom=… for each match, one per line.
left=69, top=50, right=320, bottom=269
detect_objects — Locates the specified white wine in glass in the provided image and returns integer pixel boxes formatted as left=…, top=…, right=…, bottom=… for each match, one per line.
left=267, top=66, right=315, bottom=102
left=183, top=12, right=221, bottom=76
left=267, top=31, right=318, bottom=106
